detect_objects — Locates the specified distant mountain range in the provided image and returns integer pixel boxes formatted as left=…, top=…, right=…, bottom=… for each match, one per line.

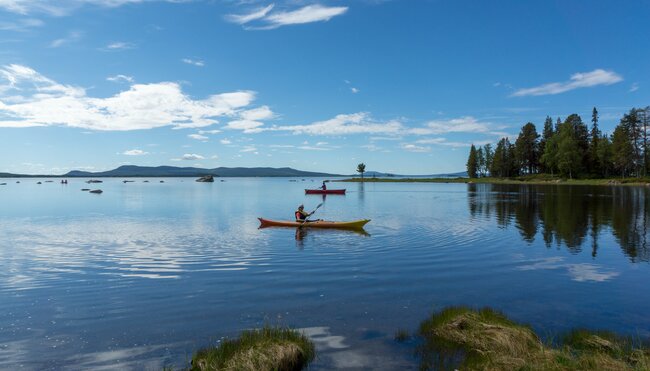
left=0, top=165, right=466, bottom=178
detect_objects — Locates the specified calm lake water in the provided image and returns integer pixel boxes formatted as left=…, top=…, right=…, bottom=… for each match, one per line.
left=1, top=178, right=649, bottom=370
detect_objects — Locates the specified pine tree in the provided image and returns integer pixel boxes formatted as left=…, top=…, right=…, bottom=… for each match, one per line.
left=483, top=144, right=493, bottom=176
left=514, top=122, right=539, bottom=174
left=466, top=144, right=478, bottom=178
left=476, top=147, right=485, bottom=177
left=589, top=107, right=602, bottom=176
left=612, top=124, right=635, bottom=177
left=539, top=116, right=554, bottom=173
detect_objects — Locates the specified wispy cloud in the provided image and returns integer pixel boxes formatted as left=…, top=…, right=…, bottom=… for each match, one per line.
left=415, top=137, right=490, bottom=148
left=178, top=153, right=204, bottom=161
left=188, top=133, right=208, bottom=141
left=49, top=30, right=82, bottom=47
left=630, top=83, right=639, bottom=92
left=401, top=143, right=430, bottom=153
left=409, top=116, right=492, bottom=135
left=0, top=64, right=260, bottom=131
left=240, top=145, right=257, bottom=153
left=512, top=69, right=623, bottom=97
left=0, top=17, right=43, bottom=31
left=182, top=58, right=204, bottom=67
left=227, top=4, right=348, bottom=30
left=270, top=112, right=403, bottom=136
left=106, top=74, right=134, bottom=83
left=101, top=41, right=136, bottom=51
left=0, top=0, right=179, bottom=16
left=350, top=87, right=359, bottom=94
left=226, top=4, right=274, bottom=24
left=220, top=139, right=232, bottom=145
left=122, top=149, right=148, bottom=156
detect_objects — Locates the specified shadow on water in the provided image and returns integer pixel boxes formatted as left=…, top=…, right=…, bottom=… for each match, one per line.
left=467, top=183, right=650, bottom=262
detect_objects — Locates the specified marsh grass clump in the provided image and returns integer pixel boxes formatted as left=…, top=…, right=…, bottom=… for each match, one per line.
left=190, top=326, right=315, bottom=371
left=418, top=306, right=650, bottom=370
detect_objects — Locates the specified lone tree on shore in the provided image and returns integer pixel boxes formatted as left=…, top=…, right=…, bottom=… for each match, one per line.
left=357, top=163, right=366, bottom=180
left=466, top=144, right=478, bottom=178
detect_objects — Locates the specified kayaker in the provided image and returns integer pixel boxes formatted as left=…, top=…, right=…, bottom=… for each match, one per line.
left=295, top=205, right=312, bottom=221
left=320, top=181, right=327, bottom=190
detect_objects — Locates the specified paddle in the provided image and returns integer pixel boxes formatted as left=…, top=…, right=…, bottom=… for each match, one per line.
left=300, top=202, right=323, bottom=228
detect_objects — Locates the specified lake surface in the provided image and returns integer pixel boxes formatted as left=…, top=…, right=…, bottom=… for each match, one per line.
left=1, top=178, right=649, bottom=370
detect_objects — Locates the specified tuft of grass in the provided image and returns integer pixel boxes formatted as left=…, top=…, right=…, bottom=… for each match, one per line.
left=190, top=326, right=315, bottom=371
left=418, top=306, right=650, bottom=370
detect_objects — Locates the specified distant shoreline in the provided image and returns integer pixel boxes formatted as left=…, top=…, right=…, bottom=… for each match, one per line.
left=340, top=177, right=650, bottom=186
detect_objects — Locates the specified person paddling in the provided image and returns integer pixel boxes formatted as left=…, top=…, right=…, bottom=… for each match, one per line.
left=295, top=204, right=312, bottom=222
left=320, top=181, right=327, bottom=190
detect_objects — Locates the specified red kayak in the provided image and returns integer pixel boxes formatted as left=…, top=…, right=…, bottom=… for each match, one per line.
left=305, top=189, right=346, bottom=195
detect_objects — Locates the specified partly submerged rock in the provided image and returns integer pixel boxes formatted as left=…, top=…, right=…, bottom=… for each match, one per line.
left=196, top=175, right=214, bottom=183
left=89, top=189, right=103, bottom=194
left=81, top=188, right=90, bottom=191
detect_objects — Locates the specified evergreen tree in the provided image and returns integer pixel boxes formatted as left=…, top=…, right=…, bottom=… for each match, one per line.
left=490, top=139, right=507, bottom=177
left=466, top=144, right=478, bottom=178
left=597, top=135, right=613, bottom=178
left=611, top=124, right=635, bottom=177
left=638, top=107, right=650, bottom=176
left=483, top=143, right=493, bottom=176
left=356, top=163, right=366, bottom=180
left=514, top=122, right=539, bottom=174
left=589, top=107, right=602, bottom=176
left=556, top=120, right=581, bottom=179
left=539, top=116, right=554, bottom=173
left=476, top=147, right=485, bottom=177
left=541, top=134, right=559, bottom=175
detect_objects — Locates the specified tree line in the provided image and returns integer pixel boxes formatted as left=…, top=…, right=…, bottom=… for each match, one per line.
left=466, top=106, right=650, bottom=179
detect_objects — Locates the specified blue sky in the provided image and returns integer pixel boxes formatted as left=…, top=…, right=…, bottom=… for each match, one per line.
left=0, top=0, right=648, bottom=175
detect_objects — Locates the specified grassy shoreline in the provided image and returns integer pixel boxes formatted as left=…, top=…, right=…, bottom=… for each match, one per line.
left=340, top=176, right=650, bottom=186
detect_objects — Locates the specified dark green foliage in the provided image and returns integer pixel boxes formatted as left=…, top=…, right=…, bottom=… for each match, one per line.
left=514, top=122, right=540, bottom=174
left=475, top=106, right=650, bottom=179
left=356, top=163, right=366, bottom=180
left=466, top=144, right=478, bottom=178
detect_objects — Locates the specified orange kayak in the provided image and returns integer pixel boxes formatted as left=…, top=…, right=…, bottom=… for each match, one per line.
left=258, top=218, right=370, bottom=230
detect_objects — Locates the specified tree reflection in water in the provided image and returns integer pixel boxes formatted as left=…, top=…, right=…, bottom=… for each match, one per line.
left=468, top=183, right=650, bottom=262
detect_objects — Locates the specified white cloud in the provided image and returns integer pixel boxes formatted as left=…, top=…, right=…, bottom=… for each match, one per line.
left=182, top=58, right=204, bottom=67
left=49, top=30, right=81, bottom=48
left=416, top=137, right=489, bottom=148
left=220, top=138, right=232, bottom=144
left=180, top=153, right=204, bottom=161
left=122, top=149, right=148, bottom=156
left=188, top=133, right=208, bottom=141
left=511, top=69, right=623, bottom=97
left=227, top=4, right=348, bottom=30
left=239, top=105, right=274, bottom=121
left=0, top=0, right=178, bottom=16
left=400, top=143, right=430, bottom=152
left=101, top=41, right=136, bottom=51
left=226, top=4, right=274, bottom=24
left=0, top=64, right=259, bottom=131
left=240, top=145, right=257, bottom=153
left=409, top=116, right=490, bottom=135
left=198, top=129, right=221, bottom=134
left=266, top=4, right=348, bottom=28
left=106, top=74, right=134, bottom=83
left=271, top=112, right=403, bottom=136
left=630, top=83, right=639, bottom=92
left=0, top=17, right=44, bottom=31
left=350, top=87, right=359, bottom=94
left=226, top=120, right=264, bottom=133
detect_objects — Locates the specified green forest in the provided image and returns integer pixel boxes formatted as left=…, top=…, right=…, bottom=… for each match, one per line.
left=466, top=106, right=650, bottom=179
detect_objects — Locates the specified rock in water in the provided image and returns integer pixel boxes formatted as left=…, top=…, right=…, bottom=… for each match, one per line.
left=89, top=189, right=103, bottom=194
left=196, top=175, right=214, bottom=182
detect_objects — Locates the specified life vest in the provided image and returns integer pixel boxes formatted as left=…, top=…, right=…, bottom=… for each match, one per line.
left=295, top=210, right=306, bottom=220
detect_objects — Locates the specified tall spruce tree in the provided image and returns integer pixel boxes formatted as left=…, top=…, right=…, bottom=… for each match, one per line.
left=466, top=144, right=478, bottom=178
left=597, top=135, right=613, bottom=177
left=476, top=147, right=485, bottom=177
left=620, top=109, right=642, bottom=176
left=483, top=143, right=493, bottom=176
left=589, top=107, right=602, bottom=176
left=514, top=122, right=539, bottom=174
left=612, top=124, right=635, bottom=177
left=539, top=116, right=554, bottom=173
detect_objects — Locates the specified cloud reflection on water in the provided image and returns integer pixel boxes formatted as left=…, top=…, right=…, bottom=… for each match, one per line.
left=517, top=257, right=620, bottom=282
